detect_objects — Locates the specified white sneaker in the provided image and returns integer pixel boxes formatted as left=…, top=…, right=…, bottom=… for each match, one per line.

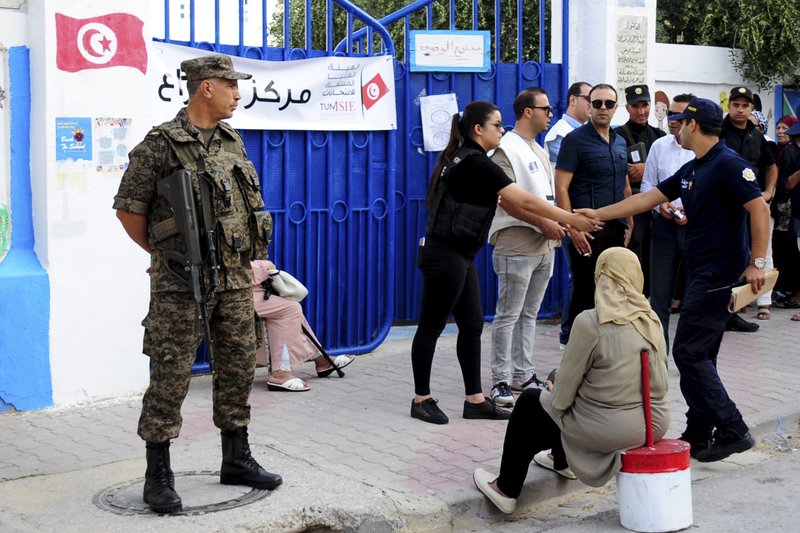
left=473, top=468, right=516, bottom=514
left=490, top=382, right=515, bottom=407
left=533, top=450, right=577, bottom=480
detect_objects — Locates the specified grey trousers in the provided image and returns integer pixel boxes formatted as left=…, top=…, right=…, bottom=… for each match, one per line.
left=490, top=251, right=554, bottom=385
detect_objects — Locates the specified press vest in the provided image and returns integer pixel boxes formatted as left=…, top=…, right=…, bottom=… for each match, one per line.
left=488, top=131, right=556, bottom=245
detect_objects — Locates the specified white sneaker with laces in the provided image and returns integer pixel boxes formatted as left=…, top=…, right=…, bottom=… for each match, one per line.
left=490, top=382, right=515, bottom=407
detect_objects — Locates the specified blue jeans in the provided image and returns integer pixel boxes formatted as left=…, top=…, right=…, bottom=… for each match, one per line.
left=649, top=215, right=686, bottom=351
left=490, top=252, right=554, bottom=385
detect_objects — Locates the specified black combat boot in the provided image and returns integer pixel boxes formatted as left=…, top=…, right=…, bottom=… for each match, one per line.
left=220, top=427, right=283, bottom=490
left=143, top=441, right=182, bottom=514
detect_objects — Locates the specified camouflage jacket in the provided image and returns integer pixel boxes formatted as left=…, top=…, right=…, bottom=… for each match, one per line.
left=113, top=108, right=272, bottom=293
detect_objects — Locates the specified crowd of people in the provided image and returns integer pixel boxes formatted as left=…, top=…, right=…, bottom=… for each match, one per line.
left=113, top=50, right=795, bottom=516
left=410, top=81, right=783, bottom=513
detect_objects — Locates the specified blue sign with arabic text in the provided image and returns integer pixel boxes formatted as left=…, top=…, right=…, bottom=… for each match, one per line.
left=409, top=30, right=491, bottom=73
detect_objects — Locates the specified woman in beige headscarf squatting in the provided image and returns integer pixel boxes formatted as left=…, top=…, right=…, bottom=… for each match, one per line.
left=473, top=247, right=670, bottom=514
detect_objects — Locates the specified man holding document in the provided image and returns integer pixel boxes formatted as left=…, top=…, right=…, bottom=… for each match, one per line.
left=576, top=98, right=770, bottom=463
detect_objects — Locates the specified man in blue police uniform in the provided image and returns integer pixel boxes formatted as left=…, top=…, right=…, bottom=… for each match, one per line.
left=575, top=98, right=770, bottom=462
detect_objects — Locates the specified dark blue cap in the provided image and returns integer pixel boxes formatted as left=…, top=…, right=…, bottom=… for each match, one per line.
left=668, top=98, right=723, bottom=128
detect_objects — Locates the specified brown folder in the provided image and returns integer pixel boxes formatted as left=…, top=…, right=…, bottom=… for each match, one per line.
left=728, top=269, right=779, bottom=313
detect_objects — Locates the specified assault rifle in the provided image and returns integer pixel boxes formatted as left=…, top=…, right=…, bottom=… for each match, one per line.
left=156, top=161, right=219, bottom=369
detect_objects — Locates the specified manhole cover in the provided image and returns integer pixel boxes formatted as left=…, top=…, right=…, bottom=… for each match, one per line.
left=93, top=470, right=271, bottom=516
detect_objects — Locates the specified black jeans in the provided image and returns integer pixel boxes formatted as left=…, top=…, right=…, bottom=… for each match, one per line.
left=649, top=216, right=686, bottom=350
left=411, top=239, right=484, bottom=396
left=566, top=226, right=626, bottom=333
left=496, top=389, right=566, bottom=498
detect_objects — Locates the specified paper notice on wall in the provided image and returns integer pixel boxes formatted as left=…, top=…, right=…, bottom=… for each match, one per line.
left=93, top=117, right=131, bottom=175
left=420, top=93, right=458, bottom=152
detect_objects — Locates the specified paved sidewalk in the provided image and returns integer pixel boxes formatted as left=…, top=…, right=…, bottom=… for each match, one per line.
left=1, top=308, right=799, bottom=532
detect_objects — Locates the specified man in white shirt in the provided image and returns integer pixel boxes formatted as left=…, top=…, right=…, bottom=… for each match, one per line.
left=641, top=93, right=695, bottom=350
left=544, top=81, right=592, bottom=169
left=488, top=87, right=565, bottom=406
left=543, top=81, right=591, bottom=349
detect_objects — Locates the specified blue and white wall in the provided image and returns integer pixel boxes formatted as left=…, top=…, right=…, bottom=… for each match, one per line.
left=1, top=1, right=155, bottom=409
left=0, top=3, right=51, bottom=411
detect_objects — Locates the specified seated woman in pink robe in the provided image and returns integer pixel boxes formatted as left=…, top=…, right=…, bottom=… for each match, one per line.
left=251, top=260, right=354, bottom=392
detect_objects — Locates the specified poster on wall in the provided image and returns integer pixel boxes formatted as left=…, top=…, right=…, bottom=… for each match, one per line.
left=56, top=117, right=92, bottom=162
left=93, top=117, right=131, bottom=175
left=150, top=42, right=396, bottom=131
left=420, top=93, right=458, bottom=152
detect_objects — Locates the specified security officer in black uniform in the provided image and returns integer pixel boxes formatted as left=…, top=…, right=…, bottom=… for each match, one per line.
left=720, top=86, right=778, bottom=332
left=575, top=98, right=770, bottom=463
left=615, top=84, right=666, bottom=295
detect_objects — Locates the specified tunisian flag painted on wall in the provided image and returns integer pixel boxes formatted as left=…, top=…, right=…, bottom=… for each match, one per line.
left=56, top=13, right=148, bottom=74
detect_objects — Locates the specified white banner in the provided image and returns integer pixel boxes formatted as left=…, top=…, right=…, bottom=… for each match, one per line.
left=150, top=42, right=397, bottom=131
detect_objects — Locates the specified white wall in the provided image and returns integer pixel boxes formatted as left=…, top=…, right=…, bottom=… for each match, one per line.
left=30, top=1, right=155, bottom=404
left=568, top=0, right=775, bottom=134
left=653, top=43, right=775, bottom=137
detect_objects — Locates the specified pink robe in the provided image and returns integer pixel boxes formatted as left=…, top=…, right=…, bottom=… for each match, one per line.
left=251, top=260, right=320, bottom=371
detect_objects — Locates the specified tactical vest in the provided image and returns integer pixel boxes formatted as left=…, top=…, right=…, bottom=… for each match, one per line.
left=425, top=147, right=495, bottom=255
left=149, top=120, right=272, bottom=290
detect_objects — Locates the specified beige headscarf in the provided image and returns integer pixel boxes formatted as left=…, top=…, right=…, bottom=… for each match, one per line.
left=594, top=247, right=664, bottom=353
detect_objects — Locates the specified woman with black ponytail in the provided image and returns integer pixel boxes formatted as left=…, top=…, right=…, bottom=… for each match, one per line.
left=410, top=101, right=602, bottom=425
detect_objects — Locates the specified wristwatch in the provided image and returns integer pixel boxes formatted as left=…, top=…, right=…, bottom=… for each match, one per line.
left=750, top=257, right=766, bottom=269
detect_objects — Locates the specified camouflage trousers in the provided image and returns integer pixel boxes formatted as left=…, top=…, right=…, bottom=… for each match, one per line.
left=137, top=288, right=256, bottom=443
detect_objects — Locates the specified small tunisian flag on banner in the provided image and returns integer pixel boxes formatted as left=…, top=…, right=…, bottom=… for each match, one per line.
left=56, top=12, right=148, bottom=74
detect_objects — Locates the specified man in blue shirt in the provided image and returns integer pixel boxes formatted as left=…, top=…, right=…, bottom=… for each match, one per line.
left=576, top=98, right=770, bottom=462
left=544, top=81, right=591, bottom=348
left=555, top=83, right=632, bottom=342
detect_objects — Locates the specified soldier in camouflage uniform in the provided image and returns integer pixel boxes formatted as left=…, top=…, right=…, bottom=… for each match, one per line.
left=113, top=54, right=281, bottom=514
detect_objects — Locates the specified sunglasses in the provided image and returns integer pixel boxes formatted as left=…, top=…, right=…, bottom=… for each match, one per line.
left=667, top=110, right=680, bottom=117
left=529, top=105, right=553, bottom=115
left=591, top=99, right=616, bottom=110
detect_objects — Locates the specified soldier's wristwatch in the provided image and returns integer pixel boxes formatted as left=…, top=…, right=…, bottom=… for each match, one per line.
left=750, top=257, right=766, bottom=269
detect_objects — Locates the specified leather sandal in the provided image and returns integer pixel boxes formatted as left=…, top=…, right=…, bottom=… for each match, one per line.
left=756, top=306, right=771, bottom=320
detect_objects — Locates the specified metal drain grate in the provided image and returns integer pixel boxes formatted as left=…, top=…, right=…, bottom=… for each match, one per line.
left=93, top=470, right=271, bottom=516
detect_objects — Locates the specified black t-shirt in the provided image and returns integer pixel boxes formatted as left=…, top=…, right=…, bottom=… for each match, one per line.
left=721, top=116, right=775, bottom=190
left=428, top=138, right=513, bottom=256
left=446, top=138, right=513, bottom=204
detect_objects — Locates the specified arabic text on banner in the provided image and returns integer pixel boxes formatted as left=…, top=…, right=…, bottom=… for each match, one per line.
left=150, top=42, right=397, bottom=131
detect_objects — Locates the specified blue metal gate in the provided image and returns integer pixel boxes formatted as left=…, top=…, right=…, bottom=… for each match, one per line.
left=155, top=0, right=568, bottom=368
